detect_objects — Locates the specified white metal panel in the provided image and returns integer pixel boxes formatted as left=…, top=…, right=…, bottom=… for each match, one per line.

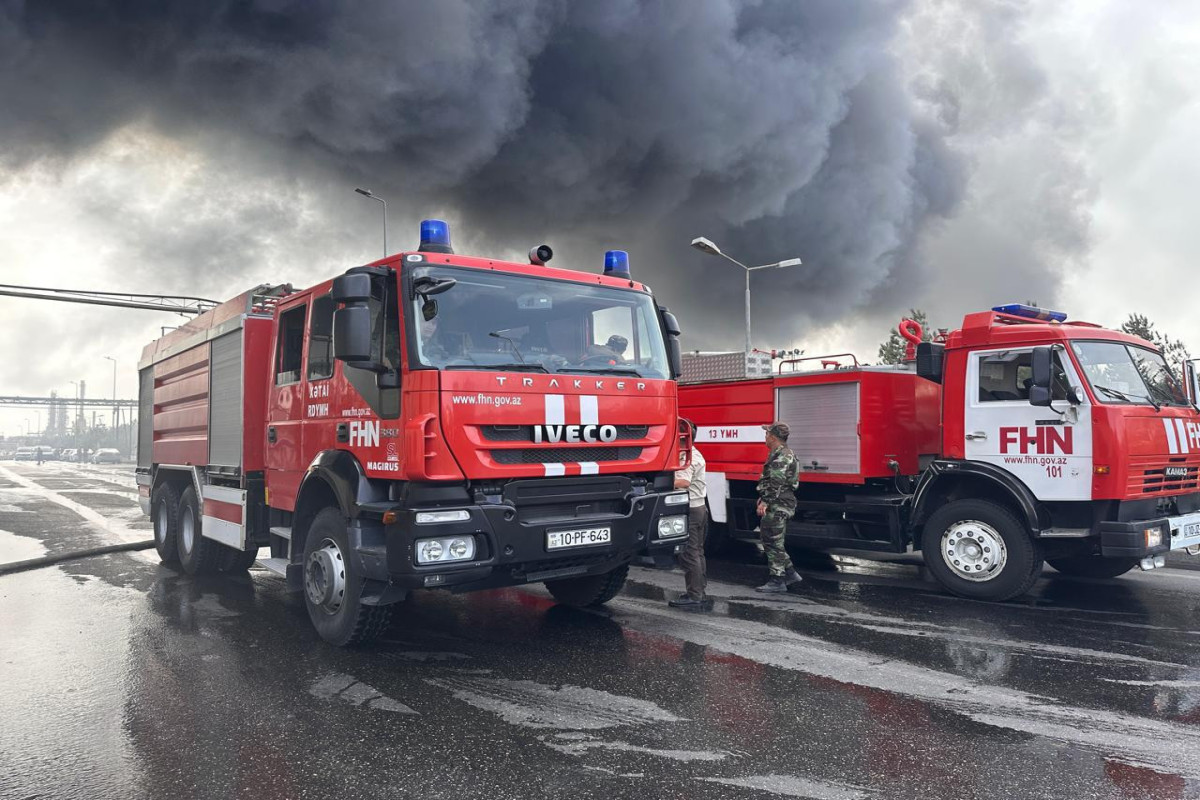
left=202, top=515, right=243, bottom=548
left=208, top=330, right=244, bottom=468
left=776, top=382, right=860, bottom=475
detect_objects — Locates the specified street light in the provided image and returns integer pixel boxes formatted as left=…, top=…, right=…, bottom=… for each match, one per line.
left=355, top=187, right=388, bottom=258
left=105, top=356, right=118, bottom=447
left=690, top=236, right=803, bottom=353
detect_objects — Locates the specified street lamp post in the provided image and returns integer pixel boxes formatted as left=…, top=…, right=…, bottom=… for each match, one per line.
left=105, top=355, right=118, bottom=449
left=690, top=236, right=802, bottom=353
left=355, top=188, right=388, bottom=258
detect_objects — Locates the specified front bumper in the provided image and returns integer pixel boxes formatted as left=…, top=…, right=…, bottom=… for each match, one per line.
left=359, top=482, right=689, bottom=593
left=1100, top=510, right=1200, bottom=557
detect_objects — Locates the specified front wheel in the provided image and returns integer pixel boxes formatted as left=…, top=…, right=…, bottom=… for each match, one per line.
left=302, top=507, right=392, bottom=646
left=1047, top=554, right=1139, bottom=579
left=545, top=564, right=629, bottom=607
left=921, top=499, right=1042, bottom=601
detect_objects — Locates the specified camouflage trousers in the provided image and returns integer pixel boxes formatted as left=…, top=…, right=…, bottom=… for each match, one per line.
left=759, top=506, right=796, bottom=578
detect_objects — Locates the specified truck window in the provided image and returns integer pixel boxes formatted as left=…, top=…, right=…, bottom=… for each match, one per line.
left=275, top=303, right=307, bottom=386
left=977, top=350, right=1069, bottom=402
left=307, top=293, right=335, bottom=381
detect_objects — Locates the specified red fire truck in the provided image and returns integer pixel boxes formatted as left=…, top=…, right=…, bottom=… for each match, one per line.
left=136, top=220, right=691, bottom=645
left=680, top=304, right=1200, bottom=601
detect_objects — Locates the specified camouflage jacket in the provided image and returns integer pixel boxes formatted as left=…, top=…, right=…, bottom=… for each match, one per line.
left=757, top=445, right=799, bottom=512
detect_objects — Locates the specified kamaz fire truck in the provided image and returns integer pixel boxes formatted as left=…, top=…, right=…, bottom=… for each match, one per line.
left=137, top=220, right=691, bottom=645
left=679, top=304, right=1200, bottom=601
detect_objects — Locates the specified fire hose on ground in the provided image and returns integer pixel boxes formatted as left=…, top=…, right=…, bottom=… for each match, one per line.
left=0, top=540, right=155, bottom=576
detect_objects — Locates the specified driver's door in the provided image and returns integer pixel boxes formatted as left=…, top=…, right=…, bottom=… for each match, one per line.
left=963, top=347, right=1093, bottom=501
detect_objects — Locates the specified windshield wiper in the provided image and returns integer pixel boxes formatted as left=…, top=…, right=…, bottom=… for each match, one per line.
left=1094, top=384, right=1160, bottom=411
left=445, top=362, right=549, bottom=373
left=562, top=366, right=643, bottom=377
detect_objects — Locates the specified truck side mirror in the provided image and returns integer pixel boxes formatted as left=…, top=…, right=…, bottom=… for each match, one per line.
left=332, top=273, right=372, bottom=304
left=333, top=305, right=374, bottom=363
left=659, top=308, right=682, bottom=378
left=1030, top=347, right=1053, bottom=408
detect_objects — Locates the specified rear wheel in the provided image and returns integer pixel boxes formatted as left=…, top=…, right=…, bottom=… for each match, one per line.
left=151, top=483, right=180, bottom=565
left=303, top=507, right=392, bottom=646
left=177, top=486, right=221, bottom=576
left=921, top=499, right=1042, bottom=601
left=545, top=563, right=629, bottom=607
left=1047, top=555, right=1139, bottom=579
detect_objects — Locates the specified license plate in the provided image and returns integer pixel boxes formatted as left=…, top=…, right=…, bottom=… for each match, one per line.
left=1182, top=522, right=1200, bottom=538
left=547, top=527, right=612, bottom=550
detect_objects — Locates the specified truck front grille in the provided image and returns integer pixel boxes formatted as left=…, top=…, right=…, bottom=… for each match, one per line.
left=491, top=446, right=643, bottom=465
left=1130, top=460, right=1200, bottom=495
left=479, top=425, right=649, bottom=442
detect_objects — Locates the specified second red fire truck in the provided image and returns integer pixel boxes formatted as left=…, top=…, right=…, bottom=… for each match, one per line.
left=137, top=221, right=691, bottom=645
left=681, top=305, right=1200, bottom=601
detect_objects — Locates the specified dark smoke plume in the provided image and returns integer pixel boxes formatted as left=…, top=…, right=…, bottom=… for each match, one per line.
left=0, top=0, right=1089, bottom=353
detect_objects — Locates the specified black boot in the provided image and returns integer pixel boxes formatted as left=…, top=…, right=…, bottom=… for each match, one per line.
left=669, top=594, right=714, bottom=612
left=784, top=568, right=803, bottom=586
left=755, top=576, right=788, bottom=594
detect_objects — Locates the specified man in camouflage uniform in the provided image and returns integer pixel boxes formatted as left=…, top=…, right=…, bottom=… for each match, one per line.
left=755, top=421, right=804, bottom=593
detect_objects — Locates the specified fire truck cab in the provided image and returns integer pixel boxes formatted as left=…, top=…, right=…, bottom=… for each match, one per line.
left=680, top=304, right=1200, bottom=601
left=138, top=221, right=691, bottom=644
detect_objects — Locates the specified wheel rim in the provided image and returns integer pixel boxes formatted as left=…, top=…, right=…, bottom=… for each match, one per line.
left=940, top=520, right=1007, bottom=582
left=155, top=503, right=168, bottom=545
left=180, top=505, right=195, bottom=554
left=305, top=538, right=347, bottom=615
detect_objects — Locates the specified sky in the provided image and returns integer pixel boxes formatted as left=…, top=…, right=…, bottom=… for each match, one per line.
left=1, top=0, right=1199, bottom=440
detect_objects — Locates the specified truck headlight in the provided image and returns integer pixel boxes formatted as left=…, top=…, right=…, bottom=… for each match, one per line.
left=416, top=536, right=476, bottom=564
left=416, top=509, right=471, bottom=524
left=657, top=515, right=688, bottom=539
left=1145, top=527, right=1163, bottom=548
left=664, top=493, right=689, bottom=506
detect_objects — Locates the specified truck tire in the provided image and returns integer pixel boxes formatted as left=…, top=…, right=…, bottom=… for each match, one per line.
left=1047, top=555, right=1138, bottom=579
left=545, top=563, right=629, bottom=607
left=177, top=486, right=221, bottom=576
left=921, top=499, right=1042, bottom=601
left=302, top=507, right=392, bottom=646
left=151, top=482, right=180, bottom=565
left=217, top=544, right=260, bottom=573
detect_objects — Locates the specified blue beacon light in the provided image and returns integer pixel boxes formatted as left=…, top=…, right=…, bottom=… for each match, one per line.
left=604, top=250, right=631, bottom=279
left=992, top=303, right=1067, bottom=322
left=418, top=219, right=453, bottom=254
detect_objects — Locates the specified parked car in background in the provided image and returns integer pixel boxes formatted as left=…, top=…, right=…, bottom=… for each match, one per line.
left=13, top=447, right=38, bottom=461
left=91, top=448, right=122, bottom=464
left=60, top=448, right=79, bottom=462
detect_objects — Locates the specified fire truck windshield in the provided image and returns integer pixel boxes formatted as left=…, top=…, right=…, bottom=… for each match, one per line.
left=1070, top=340, right=1188, bottom=407
left=408, top=265, right=670, bottom=379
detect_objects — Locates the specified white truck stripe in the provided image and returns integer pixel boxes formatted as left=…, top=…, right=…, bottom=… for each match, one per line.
left=545, top=394, right=565, bottom=426
left=580, top=395, right=599, bottom=425
left=543, top=463, right=566, bottom=477
left=1164, top=418, right=1180, bottom=454
left=1176, top=418, right=1190, bottom=454
left=578, top=461, right=599, bottom=475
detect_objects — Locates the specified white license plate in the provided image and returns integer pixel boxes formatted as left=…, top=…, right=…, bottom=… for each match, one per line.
left=1182, top=522, right=1200, bottom=538
left=547, top=527, right=612, bottom=550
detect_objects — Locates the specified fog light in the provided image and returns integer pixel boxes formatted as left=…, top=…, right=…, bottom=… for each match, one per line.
left=657, top=515, right=687, bottom=539
left=664, top=493, right=689, bottom=506
left=416, top=509, right=471, bottom=524
left=420, top=540, right=444, bottom=562
left=1145, top=527, right=1163, bottom=548
left=415, top=536, right=477, bottom=565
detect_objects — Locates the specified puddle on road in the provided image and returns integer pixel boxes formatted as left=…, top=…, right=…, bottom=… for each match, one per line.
left=541, top=731, right=729, bottom=762
left=698, top=773, right=873, bottom=799
left=0, top=528, right=47, bottom=561
left=309, top=672, right=417, bottom=714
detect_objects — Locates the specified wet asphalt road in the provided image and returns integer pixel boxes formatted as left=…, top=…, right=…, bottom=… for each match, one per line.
left=2, top=463, right=1200, bottom=800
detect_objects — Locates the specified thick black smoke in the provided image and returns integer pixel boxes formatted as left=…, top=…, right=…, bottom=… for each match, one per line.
left=0, top=0, right=1085, bottom=353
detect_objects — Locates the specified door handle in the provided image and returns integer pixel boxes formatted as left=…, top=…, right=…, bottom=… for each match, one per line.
left=267, top=426, right=277, bottom=444
left=965, top=431, right=987, bottom=441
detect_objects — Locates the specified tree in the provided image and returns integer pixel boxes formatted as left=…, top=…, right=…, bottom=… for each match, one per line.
left=877, top=309, right=934, bottom=365
left=1120, top=313, right=1192, bottom=365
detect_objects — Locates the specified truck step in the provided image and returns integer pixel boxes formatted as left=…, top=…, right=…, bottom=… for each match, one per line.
left=258, top=557, right=289, bottom=578
left=269, top=526, right=292, bottom=540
